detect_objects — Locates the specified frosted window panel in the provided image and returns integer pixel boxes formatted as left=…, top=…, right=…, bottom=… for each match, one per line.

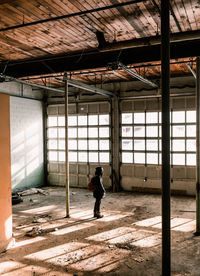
left=58, top=140, right=65, bottom=150
left=48, top=128, right=57, bottom=138
left=78, top=127, right=87, bottom=138
left=78, top=152, right=87, bottom=162
left=172, top=140, right=185, bottom=152
left=172, top=111, right=185, bottom=123
left=172, top=154, right=185, bottom=165
left=134, top=140, right=145, bottom=150
left=134, top=113, right=145, bottom=124
left=89, top=140, right=98, bottom=150
left=89, top=127, right=98, bottom=138
left=78, top=115, right=87, bottom=126
left=146, top=140, right=158, bottom=151
left=186, top=154, right=196, bottom=166
left=48, top=116, right=57, bottom=127
left=122, top=152, right=133, bottom=163
left=99, top=127, right=109, bottom=138
left=159, top=153, right=162, bottom=165
left=89, top=152, right=98, bottom=162
left=186, top=125, right=196, bottom=137
left=159, top=112, right=162, bottom=123
left=99, top=115, right=109, bottom=125
left=134, top=153, right=145, bottom=164
left=159, top=126, right=162, bottom=137
left=122, top=139, right=133, bottom=150
left=58, top=128, right=65, bottom=138
left=68, top=151, right=77, bottom=162
left=68, top=116, right=77, bottom=126
left=146, top=126, right=158, bottom=137
left=48, top=140, right=57, bottom=150
left=146, top=112, right=158, bottom=124
left=159, top=140, right=162, bottom=150
left=88, top=115, right=98, bottom=125
left=186, top=140, right=196, bottom=152
left=59, top=152, right=65, bottom=162
left=186, top=110, right=196, bottom=123
left=100, top=152, right=109, bottom=163
left=78, top=140, right=87, bottom=150
left=100, top=140, right=109, bottom=150
left=122, top=127, right=133, bottom=137
left=147, top=153, right=158, bottom=164
left=49, top=151, right=57, bottom=161
left=172, top=126, right=185, bottom=137
left=134, top=126, right=145, bottom=137
left=58, top=116, right=65, bottom=126
left=68, top=140, right=77, bottom=150
left=68, top=128, right=77, bottom=138
left=122, top=113, right=132, bottom=124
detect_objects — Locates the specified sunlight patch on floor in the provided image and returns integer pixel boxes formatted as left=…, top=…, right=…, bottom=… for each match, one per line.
left=70, top=210, right=93, bottom=219
left=99, top=213, right=130, bottom=222
left=0, top=261, right=24, bottom=275
left=51, top=222, right=94, bottom=236
left=20, top=205, right=56, bottom=214
left=133, top=216, right=162, bottom=227
left=86, top=227, right=136, bottom=242
left=152, top=217, right=192, bottom=230
left=14, top=236, right=46, bottom=248
left=131, top=233, right=162, bottom=248
left=25, top=242, right=88, bottom=261
left=172, top=220, right=195, bottom=232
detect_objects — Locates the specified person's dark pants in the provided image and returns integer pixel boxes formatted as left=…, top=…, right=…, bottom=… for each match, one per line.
left=94, top=197, right=101, bottom=214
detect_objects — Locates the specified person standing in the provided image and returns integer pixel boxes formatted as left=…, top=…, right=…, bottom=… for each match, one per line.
left=93, top=166, right=105, bottom=218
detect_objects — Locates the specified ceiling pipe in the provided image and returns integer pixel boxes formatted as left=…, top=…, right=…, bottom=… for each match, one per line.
left=187, top=64, right=196, bottom=79
left=0, top=0, right=146, bottom=32
left=98, top=30, right=200, bottom=52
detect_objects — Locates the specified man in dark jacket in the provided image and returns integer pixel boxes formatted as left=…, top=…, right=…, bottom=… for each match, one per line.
left=93, top=166, right=105, bottom=218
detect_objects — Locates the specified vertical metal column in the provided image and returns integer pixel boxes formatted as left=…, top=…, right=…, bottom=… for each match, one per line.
left=65, top=77, right=70, bottom=217
left=161, top=0, right=171, bottom=275
left=196, top=57, right=200, bottom=234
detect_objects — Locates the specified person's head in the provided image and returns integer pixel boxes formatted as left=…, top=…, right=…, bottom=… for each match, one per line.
left=95, top=166, right=103, bottom=176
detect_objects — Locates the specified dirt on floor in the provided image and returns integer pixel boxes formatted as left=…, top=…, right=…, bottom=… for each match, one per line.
left=0, top=186, right=200, bottom=276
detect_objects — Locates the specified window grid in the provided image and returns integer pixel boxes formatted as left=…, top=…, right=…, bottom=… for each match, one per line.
left=121, top=110, right=196, bottom=166
left=47, top=114, right=110, bottom=163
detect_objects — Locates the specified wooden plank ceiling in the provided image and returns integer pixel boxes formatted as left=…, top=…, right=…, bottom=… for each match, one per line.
left=0, top=0, right=199, bottom=86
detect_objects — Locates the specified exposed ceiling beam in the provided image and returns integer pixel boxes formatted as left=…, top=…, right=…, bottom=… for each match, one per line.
left=0, top=0, right=146, bottom=32
left=2, top=38, right=200, bottom=78
left=118, top=62, right=158, bottom=87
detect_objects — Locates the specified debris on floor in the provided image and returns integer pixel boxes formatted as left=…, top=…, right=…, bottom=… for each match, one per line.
left=32, top=214, right=52, bottom=223
left=12, top=193, right=23, bottom=205
left=18, top=188, right=49, bottom=196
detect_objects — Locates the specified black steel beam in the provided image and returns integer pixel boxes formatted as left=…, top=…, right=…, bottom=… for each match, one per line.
left=161, top=0, right=171, bottom=275
left=2, top=39, right=200, bottom=78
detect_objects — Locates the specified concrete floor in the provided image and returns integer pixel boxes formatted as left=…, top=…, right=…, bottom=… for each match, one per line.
left=0, top=187, right=199, bottom=276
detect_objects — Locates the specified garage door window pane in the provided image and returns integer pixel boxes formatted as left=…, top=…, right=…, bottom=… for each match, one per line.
left=122, top=152, right=133, bottom=163
left=68, top=116, right=77, bottom=126
left=78, top=127, right=87, bottom=138
left=89, top=115, right=98, bottom=125
left=172, top=126, right=185, bottom=137
left=134, top=140, right=145, bottom=150
left=186, top=111, right=196, bottom=123
left=48, top=117, right=57, bottom=127
left=48, top=140, right=57, bottom=150
left=58, top=140, right=65, bottom=150
left=99, top=115, right=109, bottom=125
left=68, top=140, right=77, bottom=150
left=172, top=140, right=185, bottom=152
left=78, top=115, right=87, bottom=126
left=172, top=154, right=185, bottom=165
left=147, top=126, right=158, bottom=137
left=186, top=125, right=196, bottom=137
left=49, top=151, right=57, bottom=161
left=78, top=152, right=87, bottom=162
left=100, top=152, right=109, bottom=162
left=146, top=112, right=158, bottom=124
left=99, top=127, right=109, bottom=138
left=122, top=127, right=133, bottom=137
left=100, top=140, right=109, bottom=150
left=58, top=128, right=65, bottom=138
left=69, top=151, right=77, bottom=162
left=134, top=113, right=145, bottom=124
left=89, top=127, right=98, bottom=138
left=89, top=140, right=98, bottom=150
left=122, top=139, right=133, bottom=150
left=186, top=140, right=196, bottom=152
left=147, top=153, right=158, bottom=164
left=134, top=153, right=145, bottom=164
left=59, top=152, right=65, bottom=162
left=134, top=126, right=145, bottom=137
left=186, top=154, right=196, bottom=166
left=78, top=140, right=87, bottom=150
left=147, top=140, right=158, bottom=151
left=89, top=152, right=98, bottom=162
left=68, top=128, right=77, bottom=138
left=58, top=116, right=65, bottom=126
left=48, top=128, right=57, bottom=138
left=122, top=113, right=132, bottom=124
left=172, top=111, right=185, bottom=123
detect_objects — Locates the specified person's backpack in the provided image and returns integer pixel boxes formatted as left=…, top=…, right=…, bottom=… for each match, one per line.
left=88, top=176, right=96, bottom=192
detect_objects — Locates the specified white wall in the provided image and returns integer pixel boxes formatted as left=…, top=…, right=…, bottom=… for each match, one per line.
left=10, top=97, right=44, bottom=192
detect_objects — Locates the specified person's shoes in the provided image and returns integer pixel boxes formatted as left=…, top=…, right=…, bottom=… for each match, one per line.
left=96, top=212, right=104, bottom=219
left=94, top=212, right=98, bottom=218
